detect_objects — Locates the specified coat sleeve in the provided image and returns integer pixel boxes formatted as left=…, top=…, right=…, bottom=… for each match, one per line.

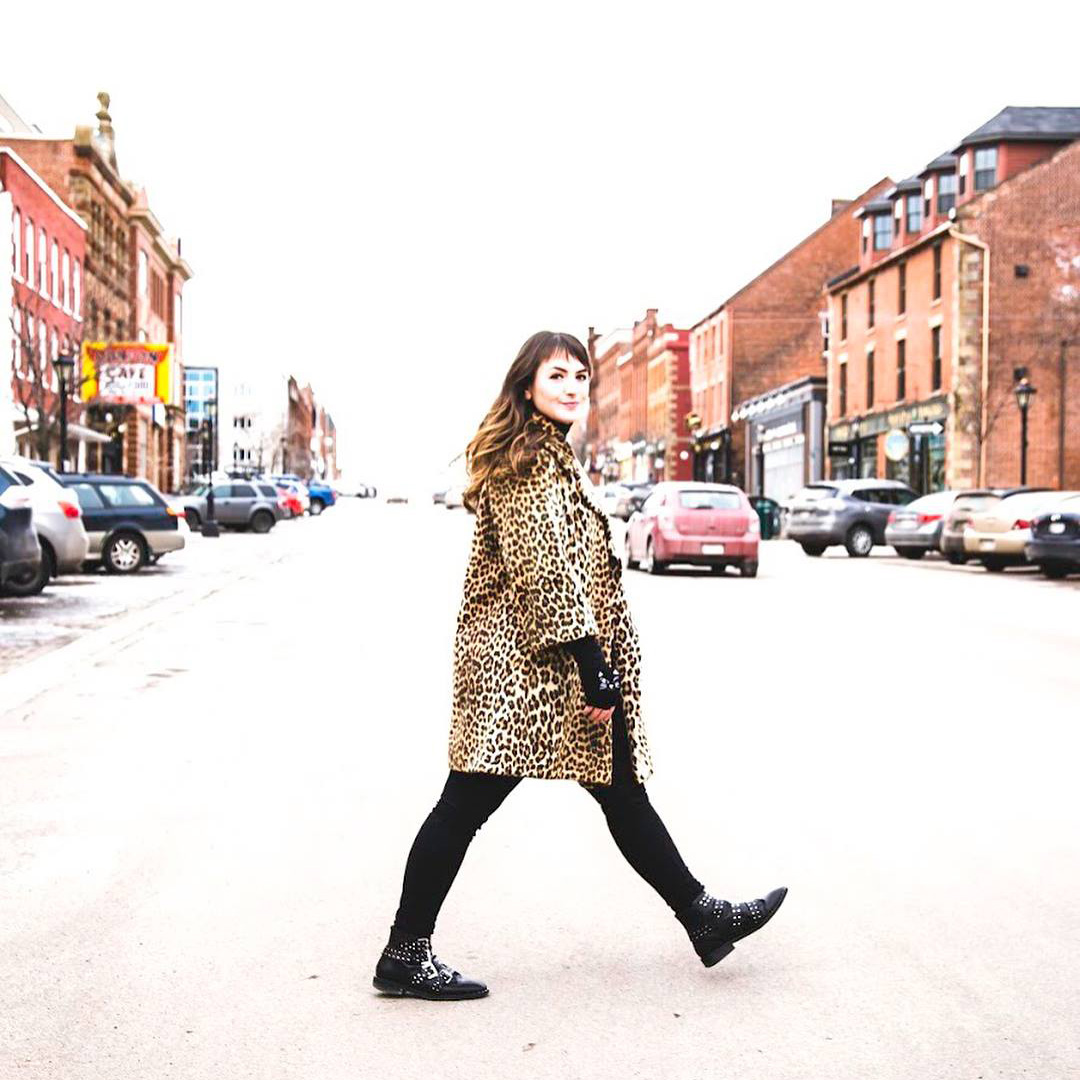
left=486, top=450, right=599, bottom=656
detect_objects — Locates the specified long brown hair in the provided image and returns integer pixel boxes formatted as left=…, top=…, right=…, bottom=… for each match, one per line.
left=462, top=331, right=591, bottom=513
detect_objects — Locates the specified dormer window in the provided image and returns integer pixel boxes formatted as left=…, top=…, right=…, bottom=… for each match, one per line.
left=905, top=193, right=922, bottom=233
left=937, top=174, right=957, bottom=214
left=974, top=147, right=998, bottom=191
left=958, top=154, right=968, bottom=197
left=873, top=213, right=893, bottom=251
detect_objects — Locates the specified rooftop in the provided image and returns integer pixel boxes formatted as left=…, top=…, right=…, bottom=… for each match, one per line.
left=958, top=106, right=1080, bottom=148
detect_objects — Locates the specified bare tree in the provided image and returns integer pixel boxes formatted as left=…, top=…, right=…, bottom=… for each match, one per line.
left=9, top=290, right=85, bottom=463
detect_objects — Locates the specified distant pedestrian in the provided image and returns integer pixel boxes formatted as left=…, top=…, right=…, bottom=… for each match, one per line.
left=373, top=331, right=786, bottom=999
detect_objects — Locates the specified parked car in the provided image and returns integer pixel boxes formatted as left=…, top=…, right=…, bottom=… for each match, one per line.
left=625, top=482, right=760, bottom=577
left=0, top=457, right=90, bottom=595
left=306, top=479, right=337, bottom=515
left=180, top=481, right=284, bottom=533
left=939, top=488, right=1047, bottom=564
left=884, top=490, right=964, bottom=559
left=443, top=485, right=465, bottom=509
left=963, top=489, right=1080, bottom=571
left=59, top=474, right=185, bottom=574
left=276, top=487, right=304, bottom=518
left=598, top=483, right=631, bottom=516
left=1025, top=494, right=1080, bottom=578
left=786, top=479, right=917, bottom=557
left=432, top=487, right=448, bottom=505
left=614, top=482, right=655, bottom=522
left=270, top=479, right=309, bottom=516
left=0, top=464, right=42, bottom=595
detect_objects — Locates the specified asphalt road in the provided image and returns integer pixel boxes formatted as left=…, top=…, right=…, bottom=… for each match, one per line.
left=2, top=500, right=1078, bottom=1080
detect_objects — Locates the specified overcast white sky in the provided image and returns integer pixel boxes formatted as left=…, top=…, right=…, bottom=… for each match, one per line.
left=4, top=1, right=1079, bottom=487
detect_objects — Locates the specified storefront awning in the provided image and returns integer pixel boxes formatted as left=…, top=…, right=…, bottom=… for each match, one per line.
left=14, top=422, right=113, bottom=445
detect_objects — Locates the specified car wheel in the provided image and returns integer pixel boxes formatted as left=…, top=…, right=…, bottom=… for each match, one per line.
left=185, top=509, right=202, bottom=530
left=982, top=558, right=1006, bottom=572
left=946, top=552, right=967, bottom=566
left=709, top=564, right=726, bottom=574
left=310, top=499, right=325, bottom=516
left=251, top=510, right=275, bottom=534
left=624, top=534, right=638, bottom=570
left=1, top=557, right=49, bottom=597
left=844, top=524, right=874, bottom=558
left=104, top=532, right=146, bottom=574
left=1041, top=562, right=1069, bottom=580
left=800, top=543, right=826, bottom=557
left=739, top=560, right=758, bottom=578
left=896, top=548, right=925, bottom=559
left=643, top=537, right=667, bottom=575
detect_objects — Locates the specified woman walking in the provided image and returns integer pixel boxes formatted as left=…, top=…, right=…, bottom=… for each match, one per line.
left=373, top=331, right=786, bottom=1000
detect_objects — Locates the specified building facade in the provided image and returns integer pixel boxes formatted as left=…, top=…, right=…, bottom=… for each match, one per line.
left=3, top=93, right=191, bottom=492
left=824, top=107, right=1080, bottom=492
left=688, top=182, right=892, bottom=495
left=2, top=147, right=95, bottom=467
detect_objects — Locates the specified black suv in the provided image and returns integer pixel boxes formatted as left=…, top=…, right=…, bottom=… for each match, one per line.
left=61, top=474, right=185, bottom=573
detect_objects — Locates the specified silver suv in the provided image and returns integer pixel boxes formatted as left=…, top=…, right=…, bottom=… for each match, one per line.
left=786, top=479, right=917, bottom=557
left=180, top=481, right=284, bottom=533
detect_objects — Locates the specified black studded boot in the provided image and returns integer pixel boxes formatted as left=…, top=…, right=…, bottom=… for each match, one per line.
left=676, top=886, right=788, bottom=967
left=373, top=931, right=489, bottom=1001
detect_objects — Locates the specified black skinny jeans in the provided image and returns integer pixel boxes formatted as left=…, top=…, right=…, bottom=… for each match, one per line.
left=392, top=704, right=704, bottom=937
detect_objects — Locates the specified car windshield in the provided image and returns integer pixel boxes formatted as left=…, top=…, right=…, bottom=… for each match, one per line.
left=999, top=491, right=1066, bottom=516
left=953, top=494, right=998, bottom=513
left=678, top=490, right=742, bottom=510
left=904, top=492, right=954, bottom=513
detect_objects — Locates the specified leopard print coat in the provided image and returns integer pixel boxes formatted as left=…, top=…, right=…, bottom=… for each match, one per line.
left=448, top=410, right=654, bottom=786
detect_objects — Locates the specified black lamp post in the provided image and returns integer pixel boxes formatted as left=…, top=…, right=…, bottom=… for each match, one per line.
left=201, top=400, right=221, bottom=538
left=1013, top=367, right=1037, bottom=486
left=55, top=353, right=76, bottom=473
left=755, top=425, right=766, bottom=497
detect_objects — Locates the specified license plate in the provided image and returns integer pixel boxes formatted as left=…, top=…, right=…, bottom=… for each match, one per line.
left=702, top=543, right=725, bottom=555
left=896, top=520, right=916, bottom=529
left=979, top=539, right=996, bottom=551
left=1050, top=522, right=1066, bottom=534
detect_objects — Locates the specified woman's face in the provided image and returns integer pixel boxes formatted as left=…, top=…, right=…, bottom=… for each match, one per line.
left=528, top=351, right=590, bottom=427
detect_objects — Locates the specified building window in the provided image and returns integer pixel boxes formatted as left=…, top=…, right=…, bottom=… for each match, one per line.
left=906, top=193, right=922, bottom=234
left=137, top=251, right=148, bottom=297
left=25, top=218, right=34, bottom=285
left=898, top=263, right=907, bottom=315
left=974, top=147, right=997, bottom=191
left=841, top=293, right=848, bottom=340
left=866, top=348, right=875, bottom=407
left=50, top=240, right=59, bottom=304
left=839, top=360, right=848, bottom=415
left=73, top=261, right=81, bottom=318
left=873, top=214, right=893, bottom=251
left=61, top=250, right=71, bottom=311
left=932, top=326, right=942, bottom=391
left=958, top=154, right=968, bottom=197
left=12, top=210, right=21, bottom=278
left=38, top=228, right=47, bottom=297
left=896, top=339, right=907, bottom=400
left=868, top=280, right=876, bottom=328
left=937, top=173, right=957, bottom=215
left=933, top=244, right=942, bottom=300
left=861, top=218, right=870, bottom=254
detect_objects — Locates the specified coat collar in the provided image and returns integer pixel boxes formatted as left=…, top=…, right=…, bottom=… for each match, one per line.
left=526, top=410, right=611, bottom=527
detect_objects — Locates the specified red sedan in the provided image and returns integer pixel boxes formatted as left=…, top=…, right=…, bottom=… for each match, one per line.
left=624, top=482, right=760, bottom=577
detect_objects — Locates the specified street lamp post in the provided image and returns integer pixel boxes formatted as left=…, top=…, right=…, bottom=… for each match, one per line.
left=1013, top=367, right=1037, bottom=486
left=756, top=425, right=766, bottom=498
left=55, top=353, right=76, bottom=474
left=201, top=404, right=220, bottom=538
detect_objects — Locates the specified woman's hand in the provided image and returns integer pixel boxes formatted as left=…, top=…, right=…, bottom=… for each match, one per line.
left=583, top=705, right=615, bottom=725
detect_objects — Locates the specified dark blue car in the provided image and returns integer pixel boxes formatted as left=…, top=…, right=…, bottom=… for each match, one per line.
left=61, top=474, right=185, bottom=573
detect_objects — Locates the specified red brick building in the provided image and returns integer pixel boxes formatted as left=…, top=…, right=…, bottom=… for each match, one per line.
left=688, top=180, right=891, bottom=496
left=3, top=94, right=192, bottom=491
left=586, top=310, right=691, bottom=484
left=825, top=107, right=1080, bottom=491
left=2, top=146, right=90, bottom=466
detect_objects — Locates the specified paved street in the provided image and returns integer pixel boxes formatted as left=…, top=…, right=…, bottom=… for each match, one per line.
left=2, top=500, right=1078, bottom=1080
